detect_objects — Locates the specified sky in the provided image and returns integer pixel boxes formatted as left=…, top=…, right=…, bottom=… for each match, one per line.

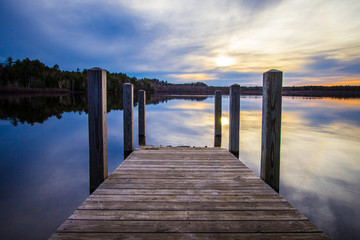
left=1, top=0, right=360, bottom=86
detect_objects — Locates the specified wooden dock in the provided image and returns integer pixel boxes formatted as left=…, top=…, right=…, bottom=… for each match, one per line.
left=50, top=147, right=329, bottom=239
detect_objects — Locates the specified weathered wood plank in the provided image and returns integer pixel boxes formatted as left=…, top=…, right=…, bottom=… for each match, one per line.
left=128, top=149, right=232, bottom=154
left=78, top=200, right=296, bottom=211
left=102, top=178, right=265, bottom=185
left=124, top=159, right=246, bottom=164
left=51, top=232, right=329, bottom=240
left=123, top=160, right=246, bottom=164
left=92, top=188, right=276, bottom=196
left=119, top=167, right=248, bottom=171
left=112, top=169, right=254, bottom=173
left=109, top=171, right=257, bottom=179
left=51, top=147, right=328, bottom=239
left=99, top=184, right=269, bottom=190
left=121, top=162, right=247, bottom=167
left=108, top=175, right=259, bottom=180
left=127, top=155, right=236, bottom=160
left=56, top=220, right=321, bottom=233
left=87, top=194, right=287, bottom=202
left=69, top=210, right=307, bottom=221
left=113, top=168, right=255, bottom=172
left=108, top=175, right=257, bottom=180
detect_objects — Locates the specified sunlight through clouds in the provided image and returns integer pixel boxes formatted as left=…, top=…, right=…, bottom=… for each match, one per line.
left=215, top=57, right=235, bottom=67
left=166, top=73, right=217, bottom=82
left=113, top=0, right=360, bottom=85
left=1, top=0, right=360, bottom=85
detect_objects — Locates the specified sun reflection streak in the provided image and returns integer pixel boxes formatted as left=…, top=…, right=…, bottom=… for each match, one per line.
left=165, top=102, right=213, bottom=110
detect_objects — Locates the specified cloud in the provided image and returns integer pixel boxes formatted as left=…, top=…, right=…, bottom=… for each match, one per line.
left=1, top=0, right=360, bottom=85
left=114, top=0, right=360, bottom=71
left=166, top=73, right=217, bottom=82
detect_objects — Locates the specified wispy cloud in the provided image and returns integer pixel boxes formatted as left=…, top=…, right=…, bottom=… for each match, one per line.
left=166, top=73, right=217, bottom=82
left=1, top=0, right=360, bottom=85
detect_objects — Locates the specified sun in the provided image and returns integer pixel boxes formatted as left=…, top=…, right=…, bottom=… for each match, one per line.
left=215, top=57, right=234, bottom=67
left=221, top=116, right=229, bottom=125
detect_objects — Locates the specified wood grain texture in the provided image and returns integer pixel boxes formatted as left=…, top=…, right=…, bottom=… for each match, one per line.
left=78, top=200, right=295, bottom=211
left=229, top=84, right=240, bottom=157
left=51, top=232, right=329, bottom=240
left=261, top=70, right=283, bottom=192
left=87, top=68, right=108, bottom=193
left=55, top=220, right=321, bottom=233
left=50, top=147, right=328, bottom=239
left=69, top=210, right=307, bottom=221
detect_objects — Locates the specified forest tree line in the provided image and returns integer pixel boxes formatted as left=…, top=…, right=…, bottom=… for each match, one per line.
left=1, top=57, right=359, bottom=96
left=0, top=57, right=174, bottom=93
left=0, top=57, right=213, bottom=95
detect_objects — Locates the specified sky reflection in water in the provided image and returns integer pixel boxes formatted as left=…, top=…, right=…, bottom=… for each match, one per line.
left=0, top=96, right=359, bottom=239
left=238, top=97, right=360, bottom=240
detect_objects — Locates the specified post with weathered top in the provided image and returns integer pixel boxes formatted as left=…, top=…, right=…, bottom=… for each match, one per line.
left=87, top=68, right=108, bottom=194
left=261, top=69, right=283, bottom=193
left=229, top=84, right=240, bottom=157
left=138, top=90, right=146, bottom=145
left=214, top=90, right=222, bottom=147
left=123, top=83, right=134, bottom=158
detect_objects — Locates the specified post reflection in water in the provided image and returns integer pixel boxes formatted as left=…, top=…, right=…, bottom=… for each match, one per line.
left=238, top=97, right=360, bottom=240
left=0, top=95, right=359, bottom=239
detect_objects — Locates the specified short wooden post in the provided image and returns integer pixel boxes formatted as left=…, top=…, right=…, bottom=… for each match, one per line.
left=138, top=90, right=146, bottom=145
left=87, top=67, right=108, bottom=193
left=260, top=69, right=283, bottom=193
left=214, top=90, right=222, bottom=147
left=123, top=83, right=134, bottom=158
left=229, top=84, right=240, bottom=157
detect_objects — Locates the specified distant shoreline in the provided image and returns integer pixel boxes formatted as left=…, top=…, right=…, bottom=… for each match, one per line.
left=0, top=87, right=83, bottom=98
left=0, top=86, right=76, bottom=94
left=1, top=86, right=360, bottom=98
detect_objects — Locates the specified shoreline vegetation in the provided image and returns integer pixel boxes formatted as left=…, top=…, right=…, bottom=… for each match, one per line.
left=0, top=56, right=359, bottom=126
left=1, top=57, right=359, bottom=98
left=2, top=85, right=360, bottom=98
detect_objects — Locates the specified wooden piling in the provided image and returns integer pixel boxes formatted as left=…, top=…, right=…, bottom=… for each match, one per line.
left=87, top=68, right=108, bottom=193
left=229, top=84, right=240, bottom=157
left=214, top=90, right=222, bottom=147
left=123, top=83, right=134, bottom=158
left=138, top=90, right=146, bottom=146
left=260, top=69, right=283, bottom=193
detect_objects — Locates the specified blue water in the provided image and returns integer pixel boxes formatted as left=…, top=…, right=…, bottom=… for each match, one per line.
left=0, top=96, right=359, bottom=239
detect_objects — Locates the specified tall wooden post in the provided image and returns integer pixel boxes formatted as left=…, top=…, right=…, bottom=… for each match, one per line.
left=229, top=84, right=240, bottom=157
left=138, top=90, right=146, bottom=145
left=88, top=68, right=108, bottom=193
left=261, top=69, right=283, bottom=193
left=123, top=83, right=134, bottom=158
left=214, top=90, right=222, bottom=147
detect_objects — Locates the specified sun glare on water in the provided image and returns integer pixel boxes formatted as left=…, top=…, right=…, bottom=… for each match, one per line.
left=215, top=57, right=234, bottom=67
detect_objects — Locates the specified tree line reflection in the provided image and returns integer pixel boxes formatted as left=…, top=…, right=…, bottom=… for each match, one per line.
left=0, top=93, right=208, bottom=126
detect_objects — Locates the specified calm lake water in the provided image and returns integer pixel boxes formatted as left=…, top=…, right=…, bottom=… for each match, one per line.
left=0, top=95, right=359, bottom=239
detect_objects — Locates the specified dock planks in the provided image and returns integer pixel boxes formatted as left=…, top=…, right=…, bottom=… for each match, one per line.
left=50, top=147, right=329, bottom=239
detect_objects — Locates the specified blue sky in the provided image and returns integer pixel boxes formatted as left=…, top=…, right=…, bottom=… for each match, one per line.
left=1, top=0, right=360, bottom=86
